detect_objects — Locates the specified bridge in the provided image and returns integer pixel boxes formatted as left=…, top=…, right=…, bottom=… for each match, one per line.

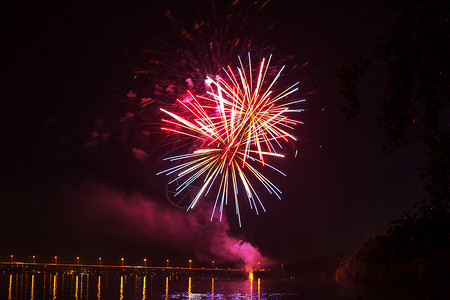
left=0, top=262, right=265, bottom=278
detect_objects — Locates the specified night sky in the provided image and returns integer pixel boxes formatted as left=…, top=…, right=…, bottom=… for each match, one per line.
left=2, top=0, right=426, bottom=266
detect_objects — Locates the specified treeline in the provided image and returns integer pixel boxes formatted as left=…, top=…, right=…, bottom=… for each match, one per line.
left=335, top=207, right=450, bottom=283
left=283, top=255, right=344, bottom=281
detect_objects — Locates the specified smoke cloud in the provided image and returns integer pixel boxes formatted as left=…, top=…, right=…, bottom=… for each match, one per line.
left=62, top=178, right=272, bottom=271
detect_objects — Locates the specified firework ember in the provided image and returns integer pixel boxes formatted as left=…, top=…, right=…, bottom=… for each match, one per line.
left=158, top=54, right=304, bottom=226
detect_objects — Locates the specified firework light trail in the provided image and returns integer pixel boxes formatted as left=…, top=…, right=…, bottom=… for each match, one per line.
left=158, top=54, right=304, bottom=226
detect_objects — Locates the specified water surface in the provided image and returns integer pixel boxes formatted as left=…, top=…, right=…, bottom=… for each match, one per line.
left=0, top=272, right=441, bottom=299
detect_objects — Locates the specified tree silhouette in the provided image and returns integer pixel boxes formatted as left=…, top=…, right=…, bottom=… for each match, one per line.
left=338, top=0, right=449, bottom=212
left=336, top=0, right=449, bottom=284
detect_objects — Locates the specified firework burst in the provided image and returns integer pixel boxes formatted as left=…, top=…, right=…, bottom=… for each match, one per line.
left=158, top=54, right=304, bottom=226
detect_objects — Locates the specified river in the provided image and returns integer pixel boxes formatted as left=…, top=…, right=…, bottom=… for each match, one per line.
left=0, top=272, right=443, bottom=299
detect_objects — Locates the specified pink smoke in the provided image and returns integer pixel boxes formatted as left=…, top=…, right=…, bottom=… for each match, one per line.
left=62, top=178, right=272, bottom=271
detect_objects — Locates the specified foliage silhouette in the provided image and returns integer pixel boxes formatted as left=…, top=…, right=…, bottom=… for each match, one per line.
left=336, top=0, right=449, bottom=284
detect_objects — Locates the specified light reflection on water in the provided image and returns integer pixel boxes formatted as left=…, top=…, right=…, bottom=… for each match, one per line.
left=97, top=275, right=101, bottom=300
left=120, top=275, right=124, bottom=300
left=8, top=274, right=11, bottom=300
left=0, top=272, right=439, bottom=299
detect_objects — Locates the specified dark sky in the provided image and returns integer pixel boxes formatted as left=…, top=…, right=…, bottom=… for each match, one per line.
left=2, top=0, right=426, bottom=266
